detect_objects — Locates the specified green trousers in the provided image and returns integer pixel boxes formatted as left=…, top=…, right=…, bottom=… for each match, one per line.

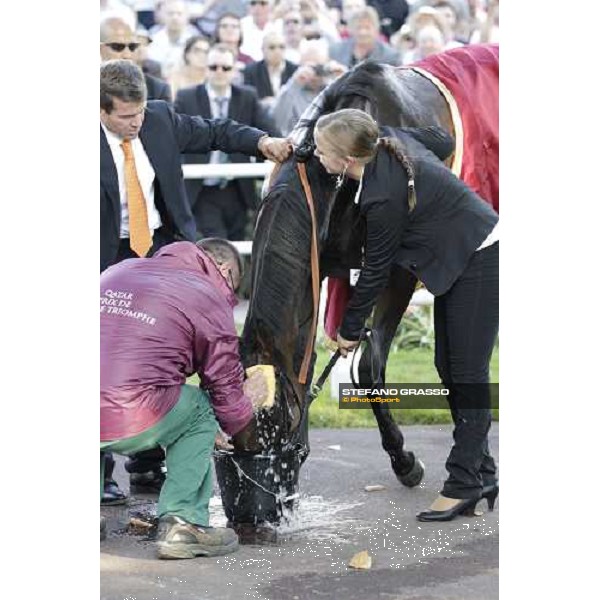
left=100, top=385, right=218, bottom=526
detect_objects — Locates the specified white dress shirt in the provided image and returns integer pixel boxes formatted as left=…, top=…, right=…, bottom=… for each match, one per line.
left=267, top=63, right=285, bottom=96
left=204, top=86, right=232, bottom=186
left=101, top=123, right=162, bottom=238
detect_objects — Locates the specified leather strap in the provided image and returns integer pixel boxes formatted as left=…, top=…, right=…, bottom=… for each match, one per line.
left=296, top=162, right=320, bottom=385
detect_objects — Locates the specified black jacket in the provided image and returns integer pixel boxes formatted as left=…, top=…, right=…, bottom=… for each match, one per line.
left=100, top=100, right=266, bottom=271
left=243, top=60, right=298, bottom=99
left=339, top=126, right=498, bottom=340
left=174, top=84, right=281, bottom=209
left=145, top=73, right=172, bottom=102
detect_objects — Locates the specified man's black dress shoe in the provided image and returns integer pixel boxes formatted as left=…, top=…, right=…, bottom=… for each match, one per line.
left=101, top=479, right=128, bottom=506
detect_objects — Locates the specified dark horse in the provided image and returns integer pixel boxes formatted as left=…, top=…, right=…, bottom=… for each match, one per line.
left=233, top=46, right=499, bottom=524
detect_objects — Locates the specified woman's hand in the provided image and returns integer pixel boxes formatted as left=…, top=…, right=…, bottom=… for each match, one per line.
left=337, top=333, right=360, bottom=357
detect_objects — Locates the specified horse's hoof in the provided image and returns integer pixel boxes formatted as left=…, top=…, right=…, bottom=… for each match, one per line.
left=397, top=452, right=425, bottom=488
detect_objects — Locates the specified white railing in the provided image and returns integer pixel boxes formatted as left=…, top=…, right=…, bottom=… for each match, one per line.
left=182, top=162, right=274, bottom=179
left=183, top=162, right=272, bottom=257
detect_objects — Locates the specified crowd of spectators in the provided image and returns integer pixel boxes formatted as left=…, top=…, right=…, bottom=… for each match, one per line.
left=101, top=0, right=500, bottom=241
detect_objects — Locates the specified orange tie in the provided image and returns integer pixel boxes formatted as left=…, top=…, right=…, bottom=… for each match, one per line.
left=121, top=139, right=152, bottom=257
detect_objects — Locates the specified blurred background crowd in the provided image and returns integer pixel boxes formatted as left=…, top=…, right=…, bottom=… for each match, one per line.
left=100, top=0, right=500, bottom=242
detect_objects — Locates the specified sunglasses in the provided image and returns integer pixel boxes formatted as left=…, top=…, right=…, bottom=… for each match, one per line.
left=103, top=42, right=141, bottom=52
left=284, top=19, right=300, bottom=25
left=208, top=64, right=234, bottom=72
left=267, top=44, right=285, bottom=50
left=250, top=0, right=269, bottom=5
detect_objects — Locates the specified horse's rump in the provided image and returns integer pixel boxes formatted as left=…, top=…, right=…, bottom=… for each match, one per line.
left=407, top=43, right=499, bottom=213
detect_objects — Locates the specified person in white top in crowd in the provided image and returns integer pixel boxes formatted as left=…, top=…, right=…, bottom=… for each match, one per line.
left=337, top=0, right=367, bottom=38
left=100, top=0, right=137, bottom=30
left=298, top=0, right=341, bottom=45
left=149, top=1, right=168, bottom=35
left=410, top=0, right=471, bottom=40
left=147, top=0, right=200, bottom=77
left=431, top=0, right=465, bottom=47
left=281, top=9, right=304, bottom=63
left=470, top=0, right=499, bottom=44
left=398, top=6, right=460, bottom=65
left=240, top=0, right=282, bottom=61
left=413, top=24, right=445, bottom=60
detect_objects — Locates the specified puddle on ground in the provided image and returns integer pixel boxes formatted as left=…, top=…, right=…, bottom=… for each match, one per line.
left=209, top=494, right=365, bottom=545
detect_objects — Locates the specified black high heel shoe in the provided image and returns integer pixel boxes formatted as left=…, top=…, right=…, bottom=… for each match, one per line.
left=417, top=496, right=480, bottom=522
left=482, top=483, right=499, bottom=511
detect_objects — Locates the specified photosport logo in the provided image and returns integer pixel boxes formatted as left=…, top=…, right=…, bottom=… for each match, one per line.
left=338, top=384, right=499, bottom=410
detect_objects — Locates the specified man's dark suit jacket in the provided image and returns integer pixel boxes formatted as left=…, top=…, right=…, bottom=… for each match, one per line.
left=100, top=100, right=266, bottom=271
left=174, top=84, right=281, bottom=211
left=243, top=60, right=298, bottom=99
left=144, top=73, right=172, bottom=102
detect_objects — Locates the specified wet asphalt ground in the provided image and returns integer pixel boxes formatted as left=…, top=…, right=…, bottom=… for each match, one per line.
left=101, top=425, right=499, bottom=600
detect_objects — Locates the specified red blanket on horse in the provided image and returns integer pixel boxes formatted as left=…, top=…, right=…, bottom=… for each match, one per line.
left=413, top=43, right=499, bottom=213
left=324, top=44, right=499, bottom=340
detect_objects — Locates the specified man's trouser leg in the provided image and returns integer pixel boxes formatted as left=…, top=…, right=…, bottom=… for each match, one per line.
left=101, top=385, right=218, bottom=525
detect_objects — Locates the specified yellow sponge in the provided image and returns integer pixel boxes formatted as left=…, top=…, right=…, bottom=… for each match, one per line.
left=245, top=364, right=276, bottom=409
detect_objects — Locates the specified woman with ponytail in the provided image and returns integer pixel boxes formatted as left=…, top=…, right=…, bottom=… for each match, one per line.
left=313, top=108, right=499, bottom=522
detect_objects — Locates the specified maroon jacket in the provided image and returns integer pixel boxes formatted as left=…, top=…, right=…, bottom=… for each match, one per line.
left=100, top=242, right=253, bottom=441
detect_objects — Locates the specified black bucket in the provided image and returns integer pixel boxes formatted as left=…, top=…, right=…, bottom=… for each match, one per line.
left=213, top=446, right=305, bottom=526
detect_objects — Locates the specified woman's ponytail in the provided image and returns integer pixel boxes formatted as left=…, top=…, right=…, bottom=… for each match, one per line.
left=378, top=137, right=417, bottom=212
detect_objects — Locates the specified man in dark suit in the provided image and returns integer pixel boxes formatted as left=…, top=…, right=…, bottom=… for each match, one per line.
left=176, top=43, right=282, bottom=240
left=100, top=59, right=291, bottom=501
left=243, top=32, right=298, bottom=107
left=100, top=16, right=172, bottom=102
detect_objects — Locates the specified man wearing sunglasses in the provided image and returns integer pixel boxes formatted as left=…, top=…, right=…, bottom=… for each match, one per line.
left=281, top=9, right=303, bottom=63
left=175, top=44, right=281, bottom=241
left=100, top=16, right=172, bottom=103
left=243, top=32, right=298, bottom=109
left=101, top=238, right=268, bottom=558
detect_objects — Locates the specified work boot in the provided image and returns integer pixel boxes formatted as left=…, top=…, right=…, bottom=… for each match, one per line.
left=155, top=515, right=239, bottom=559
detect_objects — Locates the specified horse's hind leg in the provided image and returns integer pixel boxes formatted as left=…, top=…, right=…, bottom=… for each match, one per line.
left=357, top=266, right=425, bottom=487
